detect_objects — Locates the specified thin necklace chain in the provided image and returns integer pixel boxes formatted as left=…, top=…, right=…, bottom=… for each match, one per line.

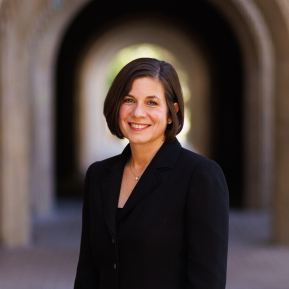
left=129, top=160, right=141, bottom=181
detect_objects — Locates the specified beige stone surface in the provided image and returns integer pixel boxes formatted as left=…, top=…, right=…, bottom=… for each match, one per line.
left=255, top=0, right=289, bottom=244
left=0, top=0, right=90, bottom=246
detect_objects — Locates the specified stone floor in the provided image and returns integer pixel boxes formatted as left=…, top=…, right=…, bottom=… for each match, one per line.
left=1, top=200, right=289, bottom=289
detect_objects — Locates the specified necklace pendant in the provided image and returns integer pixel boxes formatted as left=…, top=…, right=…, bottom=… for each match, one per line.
left=136, top=176, right=139, bottom=181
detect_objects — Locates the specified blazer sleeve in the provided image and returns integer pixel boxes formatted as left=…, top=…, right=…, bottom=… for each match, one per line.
left=185, top=159, right=229, bottom=289
left=74, top=164, right=99, bottom=289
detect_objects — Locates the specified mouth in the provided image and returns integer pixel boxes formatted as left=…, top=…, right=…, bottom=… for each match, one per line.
left=129, top=122, right=151, bottom=131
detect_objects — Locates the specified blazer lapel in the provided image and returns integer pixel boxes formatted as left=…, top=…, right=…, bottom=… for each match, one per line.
left=101, top=138, right=182, bottom=238
left=116, top=138, right=182, bottom=224
left=101, top=144, right=131, bottom=239
left=116, top=159, right=162, bottom=224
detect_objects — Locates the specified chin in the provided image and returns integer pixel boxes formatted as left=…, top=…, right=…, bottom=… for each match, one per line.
left=127, top=135, right=151, bottom=145
left=127, top=133, right=166, bottom=146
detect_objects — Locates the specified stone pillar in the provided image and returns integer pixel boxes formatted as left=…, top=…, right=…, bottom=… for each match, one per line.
left=268, top=0, right=289, bottom=245
left=27, top=0, right=91, bottom=215
left=0, top=0, right=92, bottom=246
left=0, top=7, right=31, bottom=246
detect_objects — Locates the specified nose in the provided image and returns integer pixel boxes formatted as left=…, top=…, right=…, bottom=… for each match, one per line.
left=132, top=103, right=147, bottom=118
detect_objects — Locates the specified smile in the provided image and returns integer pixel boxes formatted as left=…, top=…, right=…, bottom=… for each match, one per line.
left=129, top=123, right=150, bottom=131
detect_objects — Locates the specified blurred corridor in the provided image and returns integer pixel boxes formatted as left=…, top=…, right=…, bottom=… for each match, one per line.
left=1, top=202, right=289, bottom=289
left=2, top=0, right=289, bottom=287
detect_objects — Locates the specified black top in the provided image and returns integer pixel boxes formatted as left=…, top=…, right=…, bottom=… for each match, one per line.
left=116, top=207, right=122, bottom=218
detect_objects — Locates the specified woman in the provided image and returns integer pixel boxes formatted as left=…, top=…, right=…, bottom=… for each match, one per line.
left=74, top=58, right=229, bottom=289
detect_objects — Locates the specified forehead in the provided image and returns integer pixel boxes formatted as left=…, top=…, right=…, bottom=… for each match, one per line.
left=129, top=77, right=165, bottom=99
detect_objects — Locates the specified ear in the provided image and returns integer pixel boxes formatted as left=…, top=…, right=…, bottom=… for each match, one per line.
left=174, top=102, right=179, bottom=113
left=168, top=103, right=179, bottom=124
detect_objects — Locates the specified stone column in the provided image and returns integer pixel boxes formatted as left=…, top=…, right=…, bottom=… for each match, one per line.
left=0, top=4, right=31, bottom=246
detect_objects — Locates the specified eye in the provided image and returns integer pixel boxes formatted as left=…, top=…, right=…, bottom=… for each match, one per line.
left=148, top=100, right=157, bottom=106
left=124, top=98, right=134, bottom=103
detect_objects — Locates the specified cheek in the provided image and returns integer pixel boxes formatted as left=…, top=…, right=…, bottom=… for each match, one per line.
left=149, top=109, right=168, bottom=126
left=119, top=105, right=130, bottom=121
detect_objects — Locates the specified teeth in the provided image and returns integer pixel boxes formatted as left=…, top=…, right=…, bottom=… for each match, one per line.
left=131, top=123, right=149, bottom=129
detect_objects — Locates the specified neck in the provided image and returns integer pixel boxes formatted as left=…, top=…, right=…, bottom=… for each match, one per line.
left=129, top=138, right=164, bottom=170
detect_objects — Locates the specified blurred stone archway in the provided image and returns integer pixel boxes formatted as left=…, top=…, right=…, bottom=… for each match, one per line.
left=1, top=0, right=289, bottom=246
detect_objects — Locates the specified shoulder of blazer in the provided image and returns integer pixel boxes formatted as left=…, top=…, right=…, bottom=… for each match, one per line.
left=178, top=147, right=225, bottom=176
left=178, top=147, right=211, bottom=166
left=87, top=154, right=122, bottom=176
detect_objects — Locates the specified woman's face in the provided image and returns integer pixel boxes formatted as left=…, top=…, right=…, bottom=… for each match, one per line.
left=119, top=77, right=171, bottom=146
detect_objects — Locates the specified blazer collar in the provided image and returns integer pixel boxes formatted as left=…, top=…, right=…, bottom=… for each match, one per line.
left=101, top=138, right=182, bottom=240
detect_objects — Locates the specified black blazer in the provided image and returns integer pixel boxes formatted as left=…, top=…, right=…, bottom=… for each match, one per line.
left=74, top=138, right=229, bottom=289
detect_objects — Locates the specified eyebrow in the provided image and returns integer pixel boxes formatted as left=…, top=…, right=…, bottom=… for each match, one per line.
left=127, top=94, right=161, bottom=100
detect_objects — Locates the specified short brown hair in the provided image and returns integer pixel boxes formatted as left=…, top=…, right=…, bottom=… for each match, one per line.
left=103, top=58, right=184, bottom=142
